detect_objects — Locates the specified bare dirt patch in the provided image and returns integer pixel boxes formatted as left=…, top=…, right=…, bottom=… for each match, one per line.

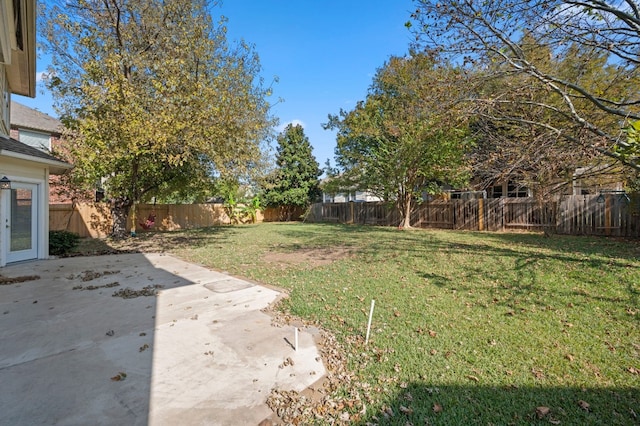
left=262, top=247, right=352, bottom=268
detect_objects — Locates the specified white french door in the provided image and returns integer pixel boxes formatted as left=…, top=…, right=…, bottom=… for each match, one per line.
left=5, top=182, right=38, bottom=263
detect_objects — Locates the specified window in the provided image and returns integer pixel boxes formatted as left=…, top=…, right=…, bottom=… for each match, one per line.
left=18, top=129, right=51, bottom=151
left=507, top=182, right=528, bottom=198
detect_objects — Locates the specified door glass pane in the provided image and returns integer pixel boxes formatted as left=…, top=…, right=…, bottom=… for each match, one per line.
left=11, top=188, right=32, bottom=251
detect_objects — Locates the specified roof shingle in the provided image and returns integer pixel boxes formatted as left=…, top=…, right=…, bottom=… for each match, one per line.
left=10, top=101, right=62, bottom=134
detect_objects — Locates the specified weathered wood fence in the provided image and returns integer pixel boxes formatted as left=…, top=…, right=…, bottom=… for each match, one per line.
left=307, top=194, right=640, bottom=237
left=50, top=194, right=640, bottom=238
left=50, top=203, right=281, bottom=238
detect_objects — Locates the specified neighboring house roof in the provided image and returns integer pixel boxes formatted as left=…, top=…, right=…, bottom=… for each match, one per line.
left=10, top=101, right=62, bottom=134
left=0, top=136, right=71, bottom=175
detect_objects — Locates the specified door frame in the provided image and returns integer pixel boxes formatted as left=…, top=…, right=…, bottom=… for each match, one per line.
left=1, top=175, right=47, bottom=266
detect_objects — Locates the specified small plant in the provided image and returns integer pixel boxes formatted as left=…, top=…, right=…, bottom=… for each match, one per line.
left=49, top=230, right=80, bottom=256
left=223, top=193, right=241, bottom=224
left=240, top=196, right=262, bottom=224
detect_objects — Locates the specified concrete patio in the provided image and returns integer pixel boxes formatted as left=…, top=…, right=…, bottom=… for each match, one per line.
left=0, top=253, right=325, bottom=425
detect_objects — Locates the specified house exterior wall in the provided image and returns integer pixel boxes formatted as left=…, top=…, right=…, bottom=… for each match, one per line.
left=323, top=190, right=382, bottom=203
left=10, top=119, right=81, bottom=203
left=0, top=156, right=50, bottom=266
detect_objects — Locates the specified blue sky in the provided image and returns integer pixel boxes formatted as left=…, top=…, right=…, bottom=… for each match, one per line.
left=15, top=0, right=415, bottom=168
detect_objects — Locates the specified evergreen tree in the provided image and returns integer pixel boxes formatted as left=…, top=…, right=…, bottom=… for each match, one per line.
left=262, top=124, right=321, bottom=219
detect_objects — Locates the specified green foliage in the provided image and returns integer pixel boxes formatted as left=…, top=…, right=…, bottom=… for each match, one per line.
left=49, top=230, right=80, bottom=256
left=223, top=193, right=241, bottom=225
left=240, top=196, right=262, bottom=224
left=40, top=0, right=275, bottom=236
left=325, top=53, right=472, bottom=226
left=615, top=120, right=640, bottom=165
left=410, top=0, right=640, bottom=173
left=261, top=124, right=321, bottom=209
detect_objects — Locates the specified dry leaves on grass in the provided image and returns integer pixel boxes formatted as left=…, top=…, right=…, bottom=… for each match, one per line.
left=578, top=400, right=591, bottom=412
left=265, top=308, right=372, bottom=425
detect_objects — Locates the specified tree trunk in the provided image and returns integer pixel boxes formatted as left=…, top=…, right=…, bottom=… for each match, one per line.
left=399, top=193, right=412, bottom=228
left=111, top=197, right=132, bottom=239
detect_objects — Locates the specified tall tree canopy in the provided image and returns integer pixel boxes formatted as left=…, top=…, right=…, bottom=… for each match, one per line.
left=469, top=33, right=626, bottom=196
left=261, top=124, right=321, bottom=218
left=325, top=54, right=472, bottom=228
left=409, top=0, right=640, bottom=174
left=41, top=0, right=275, bottom=237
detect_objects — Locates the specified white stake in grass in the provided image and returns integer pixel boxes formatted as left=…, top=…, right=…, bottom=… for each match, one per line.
left=294, top=327, right=299, bottom=351
left=365, top=299, right=375, bottom=345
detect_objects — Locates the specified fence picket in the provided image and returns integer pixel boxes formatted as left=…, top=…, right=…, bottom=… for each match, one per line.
left=50, top=194, right=640, bottom=239
left=309, top=195, right=640, bottom=237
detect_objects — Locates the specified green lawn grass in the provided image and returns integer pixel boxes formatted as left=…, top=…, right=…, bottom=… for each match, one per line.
left=169, top=223, right=639, bottom=425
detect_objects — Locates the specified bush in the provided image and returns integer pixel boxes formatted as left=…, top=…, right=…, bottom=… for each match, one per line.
left=49, top=230, right=80, bottom=256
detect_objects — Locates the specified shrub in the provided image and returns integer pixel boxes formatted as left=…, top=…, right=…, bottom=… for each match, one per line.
left=49, top=230, right=80, bottom=256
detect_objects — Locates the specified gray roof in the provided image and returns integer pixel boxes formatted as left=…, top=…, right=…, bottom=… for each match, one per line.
left=10, top=101, right=62, bottom=134
left=0, top=136, right=71, bottom=174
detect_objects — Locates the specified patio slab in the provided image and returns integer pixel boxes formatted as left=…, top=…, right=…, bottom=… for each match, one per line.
left=0, top=253, right=325, bottom=425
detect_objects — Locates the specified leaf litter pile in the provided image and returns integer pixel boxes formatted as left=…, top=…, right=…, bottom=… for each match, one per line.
left=264, top=309, right=371, bottom=425
left=0, top=274, right=40, bottom=285
left=112, top=284, right=164, bottom=299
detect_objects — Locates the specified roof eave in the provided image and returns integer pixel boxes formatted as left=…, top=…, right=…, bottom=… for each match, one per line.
left=6, top=0, right=36, bottom=98
left=0, top=149, right=73, bottom=175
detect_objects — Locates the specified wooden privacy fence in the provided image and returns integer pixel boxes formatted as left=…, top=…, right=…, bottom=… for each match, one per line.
left=307, top=194, right=640, bottom=237
left=50, top=203, right=284, bottom=238
left=51, top=203, right=231, bottom=238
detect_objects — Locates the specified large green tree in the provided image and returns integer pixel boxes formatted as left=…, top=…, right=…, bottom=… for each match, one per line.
left=261, top=124, right=321, bottom=219
left=409, top=0, right=640, bottom=172
left=325, top=54, right=472, bottom=228
left=41, top=0, right=274, bottom=237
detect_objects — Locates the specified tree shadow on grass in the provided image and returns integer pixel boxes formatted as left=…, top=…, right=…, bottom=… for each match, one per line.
left=356, top=382, right=639, bottom=425
left=73, top=226, right=237, bottom=256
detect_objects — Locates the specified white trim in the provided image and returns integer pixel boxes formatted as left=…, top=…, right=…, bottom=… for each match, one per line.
left=0, top=174, right=47, bottom=266
left=0, top=148, right=71, bottom=172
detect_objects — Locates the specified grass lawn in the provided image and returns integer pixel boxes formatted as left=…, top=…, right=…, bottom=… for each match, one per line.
left=103, top=223, right=639, bottom=425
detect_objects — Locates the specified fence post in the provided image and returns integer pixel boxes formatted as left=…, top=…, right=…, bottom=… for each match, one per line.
left=605, top=195, right=612, bottom=236
left=349, top=201, right=354, bottom=224
left=478, top=198, right=485, bottom=231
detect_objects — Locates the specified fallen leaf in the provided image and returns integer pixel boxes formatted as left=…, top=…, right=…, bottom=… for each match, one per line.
left=399, top=405, right=413, bottom=415
left=578, top=400, right=590, bottom=411
left=428, top=330, right=437, bottom=337
left=110, top=372, right=127, bottom=381
left=393, top=310, right=401, bottom=317
left=565, top=354, right=574, bottom=362
left=466, top=375, right=479, bottom=382
left=536, top=406, right=550, bottom=419
left=627, top=366, right=639, bottom=375
left=433, top=403, right=443, bottom=413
